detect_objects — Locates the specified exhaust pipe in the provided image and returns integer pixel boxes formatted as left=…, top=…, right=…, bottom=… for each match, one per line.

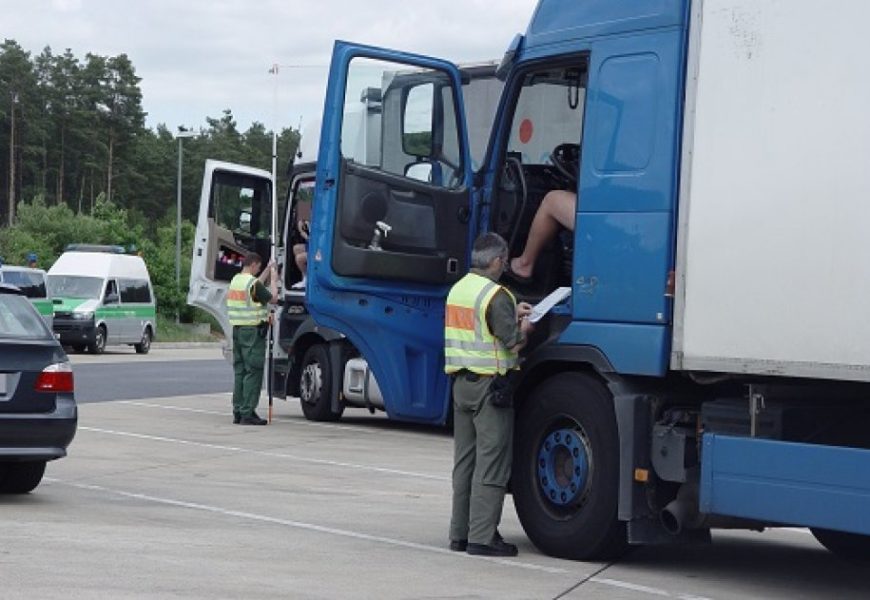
left=660, top=483, right=700, bottom=535
left=661, top=483, right=770, bottom=535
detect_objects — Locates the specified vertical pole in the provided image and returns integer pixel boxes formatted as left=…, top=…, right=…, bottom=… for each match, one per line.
left=176, top=136, right=183, bottom=323
left=8, top=93, right=16, bottom=226
left=270, top=64, right=279, bottom=263
left=267, top=63, right=279, bottom=424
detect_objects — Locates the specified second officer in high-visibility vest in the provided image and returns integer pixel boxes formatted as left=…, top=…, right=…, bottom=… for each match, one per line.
left=227, top=252, right=278, bottom=425
left=444, top=232, right=533, bottom=557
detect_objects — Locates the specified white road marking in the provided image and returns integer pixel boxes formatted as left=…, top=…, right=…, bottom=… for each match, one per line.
left=590, top=578, right=669, bottom=596
left=590, top=578, right=713, bottom=600
left=78, top=425, right=449, bottom=482
left=46, top=478, right=568, bottom=575
left=116, top=398, right=451, bottom=441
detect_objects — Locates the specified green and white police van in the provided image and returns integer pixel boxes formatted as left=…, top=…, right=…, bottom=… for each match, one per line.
left=0, top=266, right=53, bottom=328
left=47, top=247, right=156, bottom=354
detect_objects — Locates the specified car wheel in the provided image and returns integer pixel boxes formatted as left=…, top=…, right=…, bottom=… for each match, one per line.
left=299, top=343, right=343, bottom=422
left=811, top=528, right=870, bottom=561
left=89, top=325, right=107, bottom=354
left=0, top=461, right=47, bottom=494
left=135, top=328, right=152, bottom=354
left=513, top=372, right=627, bottom=560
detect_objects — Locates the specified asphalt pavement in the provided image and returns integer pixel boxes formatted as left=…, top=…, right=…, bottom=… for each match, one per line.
left=2, top=348, right=869, bottom=599
left=68, top=346, right=232, bottom=403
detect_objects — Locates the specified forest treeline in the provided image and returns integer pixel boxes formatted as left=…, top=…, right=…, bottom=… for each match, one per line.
left=0, top=39, right=300, bottom=319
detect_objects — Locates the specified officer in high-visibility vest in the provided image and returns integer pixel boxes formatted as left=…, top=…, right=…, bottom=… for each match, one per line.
left=445, top=232, right=533, bottom=557
left=227, top=252, right=278, bottom=425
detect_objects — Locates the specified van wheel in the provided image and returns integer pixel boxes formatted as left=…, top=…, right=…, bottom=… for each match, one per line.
left=513, top=372, right=627, bottom=560
left=0, top=461, right=47, bottom=494
left=72, top=344, right=86, bottom=353
left=88, top=325, right=107, bottom=354
left=299, top=343, right=343, bottom=422
left=135, top=328, right=152, bottom=354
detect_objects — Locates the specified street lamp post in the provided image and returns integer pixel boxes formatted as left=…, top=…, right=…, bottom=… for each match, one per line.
left=175, top=130, right=197, bottom=322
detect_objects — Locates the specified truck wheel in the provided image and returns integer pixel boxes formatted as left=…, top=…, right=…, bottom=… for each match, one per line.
left=811, top=528, right=870, bottom=561
left=299, top=344, right=343, bottom=422
left=135, top=328, right=152, bottom=354
left=513, top=372, right=627, bottom=560
left=88, top=325, right=107, bottom=354
left=0, top=461, right=46, bottom=494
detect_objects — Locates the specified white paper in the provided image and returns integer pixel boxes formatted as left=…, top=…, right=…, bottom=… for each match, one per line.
left=529, top=286, right=571, bottom=323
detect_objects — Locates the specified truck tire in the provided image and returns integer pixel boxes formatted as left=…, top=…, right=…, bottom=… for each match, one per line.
left=299, top=343, right=343, bottom=422
left=811, top=528, right=870, bottom=561
left=513, top=372, right=627, bottom=560
left=0, top=461, right=47, bottom=494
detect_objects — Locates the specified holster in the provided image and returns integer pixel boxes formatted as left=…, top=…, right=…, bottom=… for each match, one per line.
left=488, top=372, right=517, bottom=409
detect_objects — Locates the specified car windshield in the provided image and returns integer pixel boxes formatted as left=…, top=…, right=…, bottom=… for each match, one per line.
left=0, top=270, right=47, bottom=299
left=47, top=275, right=103, bottom=299
left=0, top=295, right=51, bottom=339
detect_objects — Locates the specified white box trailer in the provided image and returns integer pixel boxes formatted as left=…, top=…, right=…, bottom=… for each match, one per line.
left=673, top=0, right=870, bottom=382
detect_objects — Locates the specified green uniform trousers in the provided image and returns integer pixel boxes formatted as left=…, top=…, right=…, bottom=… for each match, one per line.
left=449, top=373, right=514, bottom=545
left=232, top=325, right=266, bottom=417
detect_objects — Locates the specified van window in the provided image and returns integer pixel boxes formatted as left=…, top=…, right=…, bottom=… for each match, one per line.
left=47, top=275, right=103, bottom=300
left=119, top=279, right=152, bottom=303
left=0, top=271, right=47, bottom=299
left=104, top=280, right=119, bottom=303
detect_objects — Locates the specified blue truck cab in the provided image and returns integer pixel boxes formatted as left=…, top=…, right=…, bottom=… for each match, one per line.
left=193, top=0, right=870, bottom=561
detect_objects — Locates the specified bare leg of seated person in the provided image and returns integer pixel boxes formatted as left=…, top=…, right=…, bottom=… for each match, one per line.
left=292, top=243, right=308, bottom=289
left=510, top=190, right=577, bottom=280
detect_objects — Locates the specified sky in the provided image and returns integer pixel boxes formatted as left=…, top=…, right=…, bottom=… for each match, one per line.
left=2, top=0, right=532, bottom=134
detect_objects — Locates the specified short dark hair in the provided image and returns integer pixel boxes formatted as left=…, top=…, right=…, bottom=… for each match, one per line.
left=243, top=252, right=263, bottom=268
left=470, top=232, right=508, bottom=269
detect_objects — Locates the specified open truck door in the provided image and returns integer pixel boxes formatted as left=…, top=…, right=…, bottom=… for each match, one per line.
left=188, top=160, right=275, bottom=346
left=306, top=42, right=475, bottom=423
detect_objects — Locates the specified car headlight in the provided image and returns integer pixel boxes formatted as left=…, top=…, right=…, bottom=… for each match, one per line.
left=73, top=311, right=94, bottom=320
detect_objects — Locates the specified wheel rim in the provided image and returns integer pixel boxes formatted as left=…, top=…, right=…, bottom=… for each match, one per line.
left=300, top=360, right=322, bottom=405
left=96, top=329, right=105, bottom=350
left=141, top=331, right=151, bottom=350
left=537, top=422, right=592, bottom=509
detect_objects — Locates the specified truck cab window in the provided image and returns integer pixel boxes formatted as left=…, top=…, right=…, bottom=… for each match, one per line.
left=208, top=171, right=272, bottom=280
left=494, top=62, right=587, bottom=296
left=343, top=57, right=463, bottom=189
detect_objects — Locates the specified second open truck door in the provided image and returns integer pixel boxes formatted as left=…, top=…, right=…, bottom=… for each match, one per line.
left=188, top=160, right=276, bottom=348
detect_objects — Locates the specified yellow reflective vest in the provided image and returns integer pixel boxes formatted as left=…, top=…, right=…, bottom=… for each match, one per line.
left=227, top=273, right=267, bottom=326
left=444, top=272, right=519, bottom=375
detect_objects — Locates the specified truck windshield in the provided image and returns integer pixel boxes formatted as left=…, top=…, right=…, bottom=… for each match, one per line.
left=47, top=275, right=104, bottom=300
left=0, top=270, right=47, bottom=299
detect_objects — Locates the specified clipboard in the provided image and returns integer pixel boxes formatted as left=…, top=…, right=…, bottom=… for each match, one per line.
left=529, top=286, right=572, bottom=323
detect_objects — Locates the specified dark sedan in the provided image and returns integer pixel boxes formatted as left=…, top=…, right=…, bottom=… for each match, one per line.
left=0, top=284, right=77, bottom=493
